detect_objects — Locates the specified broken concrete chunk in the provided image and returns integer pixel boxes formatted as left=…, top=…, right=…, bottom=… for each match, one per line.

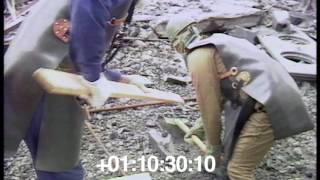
left=196, top=5, right=264, bottom=33
left=150, top=3, right=264, bottom=38
left=148, top=129, right=176, bottom=158
left=164, top=75, right=191, bottom=86
left=271, top=10, right=291, bottom=32
left=257, top=26, right=316, bottom=81
left=289, top=11, right=314, bottom=25
left=158, top=118, right=188, bottom=143
left=228, top=26, right=259, bottom=44
left=150, top=15, right=173, bottom=38
left=145, top=120, right=157, bottom=128
left=132, top=40, right=147, bottom=48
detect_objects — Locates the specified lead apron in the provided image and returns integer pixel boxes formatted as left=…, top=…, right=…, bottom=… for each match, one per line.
left=187, top=33, right=313, bottom=140
left=4, top=0, right=85, bottom=171
left=187, top=34, right=314, bottom=163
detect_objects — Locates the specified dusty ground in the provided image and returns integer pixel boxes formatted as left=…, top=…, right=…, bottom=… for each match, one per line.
left=4, top=0, right=317, bottom=180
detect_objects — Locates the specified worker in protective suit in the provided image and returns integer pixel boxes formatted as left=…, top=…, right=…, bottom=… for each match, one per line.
left=166, top=14, right=314, bottom=180
left=4, top=0, right=143, bottom=179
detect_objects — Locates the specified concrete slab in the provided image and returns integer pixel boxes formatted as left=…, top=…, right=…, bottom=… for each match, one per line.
left=257, top=26, right=316, bottom=81
left=195, top=3, right=264, bottom=33
left=228, top=26, right=259, bottom=44
left=150, top=2, right=264, bottom=38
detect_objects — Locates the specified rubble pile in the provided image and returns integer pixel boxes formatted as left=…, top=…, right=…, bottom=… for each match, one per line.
left=4, top=0, right=317, bottom=179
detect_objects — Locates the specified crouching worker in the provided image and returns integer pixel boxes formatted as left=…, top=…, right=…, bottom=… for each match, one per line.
left=166, top=14, right=314, bottom=180
left=4, top=0, right=144, bottom=179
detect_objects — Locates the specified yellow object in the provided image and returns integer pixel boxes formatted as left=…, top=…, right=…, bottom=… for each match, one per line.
left=227, top=112, right=274, bottom=180
left=165, top=118, right=208, bottom=154
left=236, top=71, right=251, bottom=85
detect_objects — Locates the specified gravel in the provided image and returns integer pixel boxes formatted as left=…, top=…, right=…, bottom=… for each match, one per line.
left=4, top=0, right=317, bottom=180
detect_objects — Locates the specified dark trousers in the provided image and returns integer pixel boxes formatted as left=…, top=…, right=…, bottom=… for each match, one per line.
left=24, top=95, right=84, bottom=180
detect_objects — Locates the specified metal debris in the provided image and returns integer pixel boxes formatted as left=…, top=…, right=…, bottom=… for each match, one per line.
left=164, top=75, right=191, bottom=86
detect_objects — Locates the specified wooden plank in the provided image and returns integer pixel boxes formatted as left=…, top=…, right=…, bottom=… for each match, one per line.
left=33, top=68, right=184, bottom=103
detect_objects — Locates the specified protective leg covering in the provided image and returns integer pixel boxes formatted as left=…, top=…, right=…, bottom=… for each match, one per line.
left=227, top=112, right=275, bottom=180
left=24, top=95, right=84, bottom=180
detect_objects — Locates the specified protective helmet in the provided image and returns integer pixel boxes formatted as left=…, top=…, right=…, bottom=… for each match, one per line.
left=166, top=14, right=200, bottom=53
left=166, top=14, right=196, bottom=41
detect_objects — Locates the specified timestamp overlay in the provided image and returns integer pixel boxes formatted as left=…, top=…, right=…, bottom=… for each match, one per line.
left=96, top=155, right=216, bottom=173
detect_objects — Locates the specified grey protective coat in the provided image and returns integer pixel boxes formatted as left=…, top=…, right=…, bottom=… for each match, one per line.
left=4, top=0, right=84, bottom=171
left=188, top=33, right=314, bottom=141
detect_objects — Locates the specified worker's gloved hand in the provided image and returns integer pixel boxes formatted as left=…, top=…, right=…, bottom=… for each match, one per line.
left=120, top=75, right=151, bottom=93
left=184, top=117, right=205, bottom=144
left=80, top=73, right=112, bottom=107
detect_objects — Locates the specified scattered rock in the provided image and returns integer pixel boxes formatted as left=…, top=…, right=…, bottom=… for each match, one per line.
left=270, top=10, right=291, bottom=32
left=4, top=1, right=316, bottom=180
left=146, top=120, right=157, bottom=127
left=148, top=129, right=176, bottom=158
left=305, top=171, right=313, bottom=178
left=109, top=131, right=119, bottom=140
left=111, top=121, right=117, bottom=127
left=228, top=26, right=259, bottom=44
left=164, top=75, right=191, bottom=85
left=118, top=128, right=130, bottom=134
left=132, top=40, right=147, bottom=47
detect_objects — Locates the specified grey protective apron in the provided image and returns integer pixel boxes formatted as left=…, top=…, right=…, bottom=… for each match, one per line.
left=5, top=0, right=133, bottom=171
left=4, top=0, right=85, bottom=171
left=188, top=33, right=314, bottom=163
